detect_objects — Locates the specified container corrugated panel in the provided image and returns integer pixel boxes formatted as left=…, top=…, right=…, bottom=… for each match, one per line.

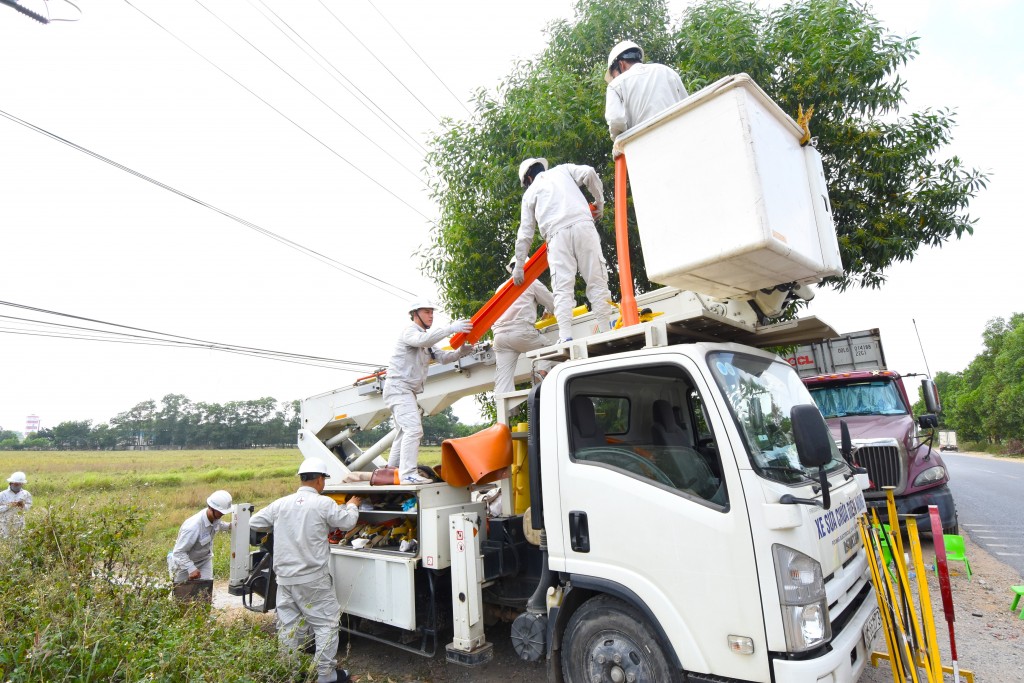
left=617, top=73, right=843, bottom=298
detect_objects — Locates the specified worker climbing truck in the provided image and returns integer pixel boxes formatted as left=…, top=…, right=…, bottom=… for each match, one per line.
left=230, top=75, right=880, bottom=682
left=784, top=328, right=959, bottom=535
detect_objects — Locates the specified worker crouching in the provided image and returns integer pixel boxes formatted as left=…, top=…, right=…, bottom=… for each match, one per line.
left=167, top=489, right=233, bottom=601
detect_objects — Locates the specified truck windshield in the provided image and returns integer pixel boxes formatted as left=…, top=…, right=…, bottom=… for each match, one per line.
left=808, top=380, right=907, bottom=418
left=708, top=351, right=845, bottom=484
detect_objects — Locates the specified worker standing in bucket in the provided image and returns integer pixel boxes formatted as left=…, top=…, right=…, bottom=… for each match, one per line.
left=167, top=489, right=233, bottom=585
left=249, top=458, right=362, bottom=683
left=513, top=158, right=613, bottom=343
left=605, top=40, right=687, bottom=141
left=0, top=471, right=32, bottom=537
left=384, top=300, right=474, bottom=484
left=493, top=258, right=556, bottom=394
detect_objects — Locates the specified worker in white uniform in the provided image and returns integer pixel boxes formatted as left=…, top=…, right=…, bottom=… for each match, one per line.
left=493, top=259, right=556, bottom=394
left=513, top=158, right=614, bottom=342
left=167, top=489, right=233, bottom=585
left=0, top=471, right=32, bottom=538
left=604, top=40, right=687, bottom=141
left=250, top=458, right=362, bottom=683
left=384, top=300, right=474, bottom=484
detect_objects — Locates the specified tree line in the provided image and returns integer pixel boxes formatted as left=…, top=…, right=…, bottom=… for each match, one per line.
left=0, top=394, right=483, bottom=451
left=930, top=314, right=1024, bottom=454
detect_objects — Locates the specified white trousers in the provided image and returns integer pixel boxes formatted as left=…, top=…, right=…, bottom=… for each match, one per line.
left=493, top=324, right=552, bottom=394
left=385, top=390, right=423, bottom=479
left=277, top=574, right=341, bottom=680
left=547, top=221, right=613, bottom=340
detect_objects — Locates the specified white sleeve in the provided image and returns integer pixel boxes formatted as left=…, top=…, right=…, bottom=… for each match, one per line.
left=250, top=502, right=276, bottom=531
left=532, top=281, right=555, bottom=314
left=325, top=501, right=360, bottom=532
left=605, top=84, right=627, bottom=140
left=515, top=194, right=538, bottom=266
left=22, top=492, right=32, bottom=511
left=171, top=522, right=200, bottom=573
left=400, top=323, right=455, bottom=349
left=568, top=164, right=604, bottom=210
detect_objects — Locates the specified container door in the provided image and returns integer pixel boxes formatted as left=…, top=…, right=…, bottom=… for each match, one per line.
left=551, top=357, right=770, bottom=681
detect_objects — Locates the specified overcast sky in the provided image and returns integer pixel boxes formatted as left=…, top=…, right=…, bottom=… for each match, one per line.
left=1, top=0, right=1019, bottom=434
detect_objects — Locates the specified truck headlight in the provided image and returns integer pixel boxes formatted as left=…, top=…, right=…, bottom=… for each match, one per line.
left=773, top=544, right=831, bottom=652
left=913, top=465, right=947, bottom=487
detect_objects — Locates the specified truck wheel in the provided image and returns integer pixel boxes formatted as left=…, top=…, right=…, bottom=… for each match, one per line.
left=943, top=518, right=959, bottom=535
left=561, top=594, right=680, bottom=683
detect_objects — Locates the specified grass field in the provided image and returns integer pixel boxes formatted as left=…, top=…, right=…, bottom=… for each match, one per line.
left=0, top=447, right=443, bottom=577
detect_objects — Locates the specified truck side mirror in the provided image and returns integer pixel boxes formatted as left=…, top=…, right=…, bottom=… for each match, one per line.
left=918, top=414, right=939, bottom=429
left=790, top=404, right=832, bottom=468
left=921, top=378, right=941, bottom=414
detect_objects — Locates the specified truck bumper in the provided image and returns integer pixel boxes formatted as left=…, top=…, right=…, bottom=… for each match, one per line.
left=865, top=483, right=957, bottom=532
left=771, top=587, right=877, bottom=683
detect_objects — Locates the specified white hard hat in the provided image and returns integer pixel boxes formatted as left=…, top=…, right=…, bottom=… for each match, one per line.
left=606, top=40, right=643, bottom=82
left=206, top=490, right=233, bottom=514
left=297, top=458, right=329, bottom=476
left=518, top=157, right=548, bottom=187
left=408, top=298, right=436, bottom=315
left=7, top=471, right=27, bottom=484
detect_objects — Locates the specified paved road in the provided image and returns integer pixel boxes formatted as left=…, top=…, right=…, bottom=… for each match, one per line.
left=943, top=452, right=1024, bottom=575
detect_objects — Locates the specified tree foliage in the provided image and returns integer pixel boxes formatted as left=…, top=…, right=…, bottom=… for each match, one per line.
left=937, top=314, right=1024, bottom=448
left=425, top=0, right=987, bottom=317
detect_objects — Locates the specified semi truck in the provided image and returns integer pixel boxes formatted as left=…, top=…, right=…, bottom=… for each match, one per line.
left=229, top=75, right=880, bottom=683
left=783, top=329, right=959, bottom=534
left=938, top=430, right=959, bottom=452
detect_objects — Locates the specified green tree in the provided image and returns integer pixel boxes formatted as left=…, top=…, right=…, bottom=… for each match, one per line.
left=425, top=0, right=986, bottom=317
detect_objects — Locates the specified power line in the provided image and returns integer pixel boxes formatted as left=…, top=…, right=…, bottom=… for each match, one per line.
left=366, top=0, right=472, bottom=116
left=0, top=109, right=418, bottom=300
left=315, top=0, right=441, bottom=123
left=191, top=0, right=426, bottom=185
left=248, top=0, right=428, bottom=156
left=122, top=0, right=434, bottom=226
left=0, top=303, right=386, bottom=372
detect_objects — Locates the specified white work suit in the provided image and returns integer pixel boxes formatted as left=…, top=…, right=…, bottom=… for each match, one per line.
left=0, top=486, right=32, bottom=537
left=384, top=322, right=474, bottom=479
left=493, top=279, right=555, bottom=394
left=515, top=164, right=613, bottom=341
left=166, top=508, right=230, bottom=583
left=605, top=62, right=687, bottom=139
left=250, top=486, right=360, bottom=682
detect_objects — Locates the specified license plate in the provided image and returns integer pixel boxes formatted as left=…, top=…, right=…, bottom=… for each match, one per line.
left=862, top=607, right=881, bottom=647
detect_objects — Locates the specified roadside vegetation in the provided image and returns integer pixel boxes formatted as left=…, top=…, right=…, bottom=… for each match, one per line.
left=0, top=448, right=442, bottom=681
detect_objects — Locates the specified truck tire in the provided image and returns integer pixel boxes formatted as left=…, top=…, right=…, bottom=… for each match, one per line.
left=943, top=518, right=959, bottom=535
left=561, top=594, right=680, bottom=683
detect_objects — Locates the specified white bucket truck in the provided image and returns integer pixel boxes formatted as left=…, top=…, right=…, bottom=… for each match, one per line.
left=230, top=75, right=879, bottom=683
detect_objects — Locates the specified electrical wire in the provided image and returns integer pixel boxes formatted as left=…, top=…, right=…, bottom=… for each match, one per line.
left=248, top=0, right=428, bottom=156
left=192, top=0, right=426, bottom=186
left=0, top=304, right=386, bottom=372
left=122, top=0, right=434, bottom=226
left=0, top=109, right=418, bottom=301
left=366, top=0, right=471, bottom=116
left=315, top=0, right=441, bottom=123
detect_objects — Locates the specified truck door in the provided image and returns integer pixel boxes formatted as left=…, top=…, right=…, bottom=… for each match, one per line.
left=549, top=357, right=769, bottom=681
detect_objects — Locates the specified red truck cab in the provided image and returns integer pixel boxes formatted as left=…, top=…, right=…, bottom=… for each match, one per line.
left=801, top=369, right=958, bottom=533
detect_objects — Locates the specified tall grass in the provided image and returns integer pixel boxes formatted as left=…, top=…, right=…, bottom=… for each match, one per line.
left=0, top=498, right=305, bottom=682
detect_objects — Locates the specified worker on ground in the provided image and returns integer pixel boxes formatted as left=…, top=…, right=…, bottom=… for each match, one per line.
left=605, top=40, right=687, bottom=142
left=493, top=258, right=556, bottom=394
left=513, top=158, right=613, bottom=343
left=250, top=458, right=362, bottom=683
left=0, top=471, right=32, bottom=538
left=167, top=489, right=233, bottom=585
left=385, top=301, right=474, bottom=484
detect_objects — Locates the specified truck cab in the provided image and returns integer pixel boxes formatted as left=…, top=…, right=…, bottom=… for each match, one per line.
left=802, top=370, right=957, bottom=533
left=532, top=340, right=876, bottom=682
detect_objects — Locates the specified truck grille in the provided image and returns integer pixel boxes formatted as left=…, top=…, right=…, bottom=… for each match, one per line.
left=853, top=443, right=903, bottom=491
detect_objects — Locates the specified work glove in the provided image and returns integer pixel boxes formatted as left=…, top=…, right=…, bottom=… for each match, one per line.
left=590, top=202, right=604, bottom=221
left=512, top=263, right=525, bottom=286
left=450, top=319, right=473, bottom=335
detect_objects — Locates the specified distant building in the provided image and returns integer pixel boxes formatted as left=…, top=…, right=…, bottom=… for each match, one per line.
left=26, top=414, right=41, bottom=434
